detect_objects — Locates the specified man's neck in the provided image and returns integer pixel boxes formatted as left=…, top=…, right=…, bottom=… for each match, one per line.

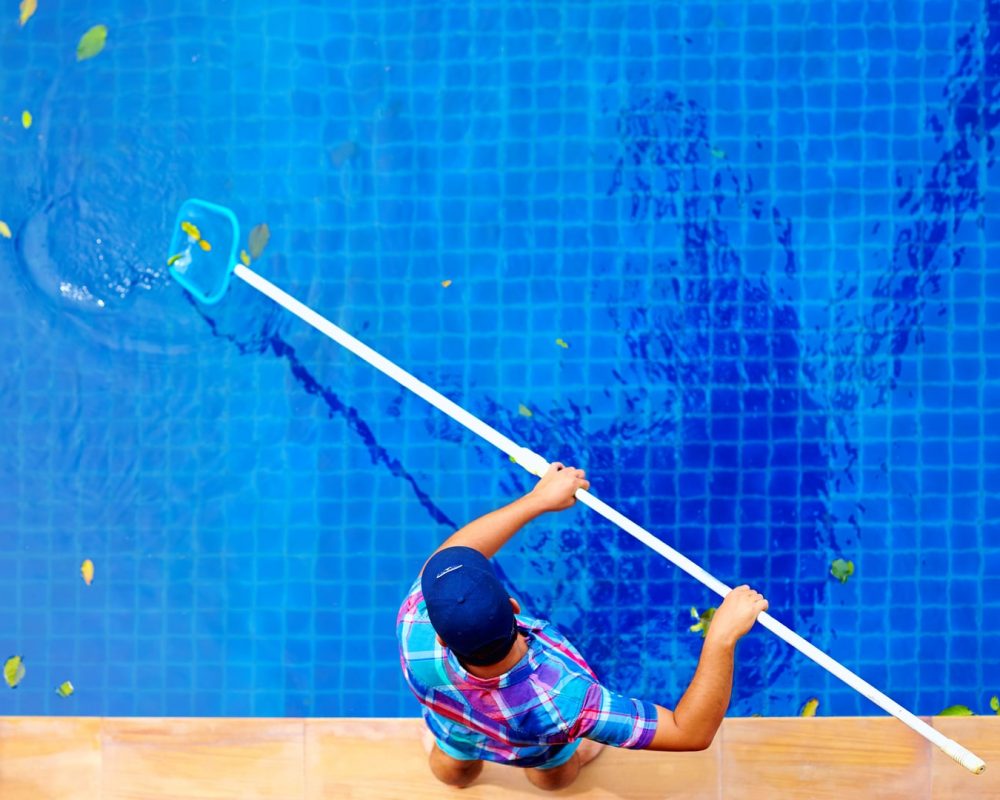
left=463, top=633, right=528, bottom=679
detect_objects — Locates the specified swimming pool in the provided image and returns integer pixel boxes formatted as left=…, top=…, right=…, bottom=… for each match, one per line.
left=0, top=0, right=997, bottom=720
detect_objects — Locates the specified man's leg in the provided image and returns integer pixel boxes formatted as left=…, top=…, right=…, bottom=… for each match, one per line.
left=524, top=739, right=603, bottom=792
left=428, top=742, right=483, bottom=788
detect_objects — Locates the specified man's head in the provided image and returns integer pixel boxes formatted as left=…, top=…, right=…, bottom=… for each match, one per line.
left=421, top=546, right=518, bottom=666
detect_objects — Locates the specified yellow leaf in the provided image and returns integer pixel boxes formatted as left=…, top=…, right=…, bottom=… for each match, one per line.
left=56, top=681, right=74, bottom=697
left=555, top=338, right=569, bottom=349
left=81, top=559, right=94, bottom=586
left=76, top=24, right=108, bottom=62
left=4, top=655, right=25, bottom=688
left=21, top=110, right=32, bottom=129
left=800, top=698, right=819, bottom=717
left=180, top=221, right=201, bottom=241
left=19, top=0, right=36, bottom=26
left=0, top=221, right=11, bottom=239
left=167, top=253, right=184, bottom=266
left=198, top=239, right=211, bottom=252
left=441, top=279, right=452, bottom=288
left=240, top=249, right=251, bottom=266
left=518, top=404, right=533, bottom=417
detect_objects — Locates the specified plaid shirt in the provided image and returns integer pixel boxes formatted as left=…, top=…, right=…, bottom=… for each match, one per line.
left=397, top=575, right=658, bottom=767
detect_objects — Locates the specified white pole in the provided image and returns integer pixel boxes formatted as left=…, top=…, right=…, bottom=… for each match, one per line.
left=232, top=263, right=986, bottom=775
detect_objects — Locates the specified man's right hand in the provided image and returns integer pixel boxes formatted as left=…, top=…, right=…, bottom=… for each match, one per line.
left=526, top=462, right=589, bottom=513
left=706, top=585, right=768, bottom=647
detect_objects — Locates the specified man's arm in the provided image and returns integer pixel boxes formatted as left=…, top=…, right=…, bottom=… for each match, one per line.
left=419, top=462, right=589, bottom=576
left=643, top=586, right=768, bottom=751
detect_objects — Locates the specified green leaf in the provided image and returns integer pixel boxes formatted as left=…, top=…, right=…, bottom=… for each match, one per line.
left=830, top=558, right=854, bottom=584
left=4, top=655, right=25, bottom=688
left=688, top=606, right=716, bottom=638
left=710, top=147, right=727, bottom=159
left=248, top=223, right=270, bottom=259
left=518, top=404, right=533, bottom=417
left=991, top=695, right=999, bottom=714
left=56, top=681, right=74, bottom=698
left=800, top=698, right=819, bottom=717
left=938, top=704, right=974, bottom=717
left=76, top=24, right=108, bottom=62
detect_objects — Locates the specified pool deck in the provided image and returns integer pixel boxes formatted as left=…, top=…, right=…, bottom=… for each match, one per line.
left=0, top=716, right=996, bottom=798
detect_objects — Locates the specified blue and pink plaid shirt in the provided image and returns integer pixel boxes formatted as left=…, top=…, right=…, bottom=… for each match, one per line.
left=397, top=575, right=659, bottom=768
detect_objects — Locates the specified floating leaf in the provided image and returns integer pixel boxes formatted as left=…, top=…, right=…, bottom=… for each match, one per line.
left=21, top=110, right=32, bottom=129
left=198, top=239, right=211, bottom=252
left=81, top=559, right=94, bottom=586
left=518, top=404, right=533, bottom=417
left=240, top=249, right=251, bottom=266
left=830, top=558, right=854, bottom=584
left=938, top=704, right=974, bottom=717
left=0, top=221, right=11, bottom=239
left=441, top=279, right=452, bottom=288
left=991, top=696, right=999, bottom=714
left=800, top=698, right=819, bottom=717
left=56, top=681, right=74, bottom=698
left=555, top=338, right=569, bottom=349
left=19, top=0, right=36, bottom=26
left=248, top=223, right=270, bottom=259
left=710, top=147, right=727, bottom=159
left=330, top=140, right=358, bottom=167
left=180, top=221, right=201, bottom=241
left=4, top=656, right=25, bottom=688
left=689, top=606, right=716, bottom=638
left=167, top=253, right=184, bottom=267
left=76, top=24, right=108, bottom=62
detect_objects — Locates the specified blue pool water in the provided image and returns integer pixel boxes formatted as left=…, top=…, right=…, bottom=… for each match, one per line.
left=0, top=1, right=997, bottom=719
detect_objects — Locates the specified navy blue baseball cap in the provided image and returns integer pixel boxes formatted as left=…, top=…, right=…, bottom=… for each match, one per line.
left=421, top=546, right=518, bottom=667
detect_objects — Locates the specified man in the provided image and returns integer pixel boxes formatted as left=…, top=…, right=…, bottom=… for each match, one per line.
left=396, top=462, right=768, bottom=791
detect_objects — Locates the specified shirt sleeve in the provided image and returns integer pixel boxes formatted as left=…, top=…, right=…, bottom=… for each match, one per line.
left=398, top=575, right=459, bottom=695
left=571, top=681, right=659, bottom=749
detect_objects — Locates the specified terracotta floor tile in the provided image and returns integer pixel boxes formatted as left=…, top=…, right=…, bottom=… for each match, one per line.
left=721, top=717, right=931, bottom=800
left=102, top=717, right=305, bottom=800
left=0, top=717, right=102, bottom=800
left=305, top=717, right=719, bottom=799
left=5, top=715, right=990, bottom=798
left=929, top=717, right=1000, bottom=799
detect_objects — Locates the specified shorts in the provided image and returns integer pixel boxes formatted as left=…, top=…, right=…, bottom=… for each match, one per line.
left=433, top=735, right=582, bottom=770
